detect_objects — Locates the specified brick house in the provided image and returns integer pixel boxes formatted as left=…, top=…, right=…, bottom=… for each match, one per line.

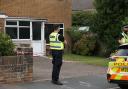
left=0, top=0, right=72, bottom=56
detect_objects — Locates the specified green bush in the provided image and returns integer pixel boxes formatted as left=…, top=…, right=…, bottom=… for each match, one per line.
left=71, top=11, right=98, bottom=56
left=66, top=26, right=85, bottom=43
left=0, top=32, right=15, bottom=56
left=66, top=27, right=87, bottom=53
left=73, top=33, right=97, bottom=56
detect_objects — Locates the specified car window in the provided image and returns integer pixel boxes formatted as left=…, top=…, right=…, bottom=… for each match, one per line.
left=115, top=49, right=128, bottom=56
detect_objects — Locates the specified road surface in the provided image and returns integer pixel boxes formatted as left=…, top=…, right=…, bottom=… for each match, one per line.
left=0, top=75, right=120, bottom=89
left=0, top=57, right=120, bottom=89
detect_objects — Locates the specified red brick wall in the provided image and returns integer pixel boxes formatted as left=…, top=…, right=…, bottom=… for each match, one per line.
left=0, top=47, right=33, bottom=83
left=0, top=19, right=4, bottom=32
left=0, top=0, right=72, bottom=29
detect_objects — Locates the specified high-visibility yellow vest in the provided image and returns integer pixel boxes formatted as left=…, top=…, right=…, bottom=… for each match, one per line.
left=49, top=32, right=64, bottom=50
left=120, top=32, right=128, bottom=44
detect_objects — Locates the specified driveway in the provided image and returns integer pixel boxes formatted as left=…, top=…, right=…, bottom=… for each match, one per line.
left=33, top=56, right=106, bottom=81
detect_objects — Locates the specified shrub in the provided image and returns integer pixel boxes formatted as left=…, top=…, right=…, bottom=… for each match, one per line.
left=66, top=27, right=87, bottom=53
left=66, top=26, right=85, bottom=43
left=73, top=33, right=97, bottom=56
left=0, top=32, right=15, bottom=56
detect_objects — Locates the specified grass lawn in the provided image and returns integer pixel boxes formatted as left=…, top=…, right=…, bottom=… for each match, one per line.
left=63, top=53, right=109, bottom=67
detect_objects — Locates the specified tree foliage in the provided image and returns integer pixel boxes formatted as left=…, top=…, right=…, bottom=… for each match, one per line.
left=67, top=26, right=85, bottom=43
left=71, top=0, right=128, bottom=56
left=92, top=0, right=128, bottom=56
left=122, top=17, right=128, bottom=26
left=72, top=11, right=94, bottom=26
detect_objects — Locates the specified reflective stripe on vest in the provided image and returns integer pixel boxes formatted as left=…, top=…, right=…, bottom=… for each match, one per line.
left=49, top=32, right=64, bottom=50
left=122, top=32, right=128, bottom=43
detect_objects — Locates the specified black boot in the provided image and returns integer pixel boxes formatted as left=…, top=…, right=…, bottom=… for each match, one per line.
left=51, top=80, right=63, bottom=85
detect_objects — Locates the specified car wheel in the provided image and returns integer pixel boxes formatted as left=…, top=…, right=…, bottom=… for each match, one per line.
left=118, top=84, right=128, bottom=89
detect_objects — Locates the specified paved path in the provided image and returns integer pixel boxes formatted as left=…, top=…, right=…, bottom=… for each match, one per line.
left=0, top=57, right=120, bottom=89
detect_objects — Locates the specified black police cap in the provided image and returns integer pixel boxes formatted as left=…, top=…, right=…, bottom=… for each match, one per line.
left=123, top=25, right=128, bottom=28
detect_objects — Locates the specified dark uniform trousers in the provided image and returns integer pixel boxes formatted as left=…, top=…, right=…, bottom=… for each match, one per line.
left=51, top=50, right=63, bottom=81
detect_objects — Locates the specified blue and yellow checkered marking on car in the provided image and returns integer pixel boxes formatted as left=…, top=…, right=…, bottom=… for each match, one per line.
left=109, top=62, right=128, bottom=67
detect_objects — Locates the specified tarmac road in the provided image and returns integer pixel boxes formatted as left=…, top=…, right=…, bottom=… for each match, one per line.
left=0, top=57, right=121, bottom=89
left=0, top=75, right=120, bottom=89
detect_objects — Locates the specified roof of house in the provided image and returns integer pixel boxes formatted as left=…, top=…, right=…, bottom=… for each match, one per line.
left=72, top=0, right=94, bottom=11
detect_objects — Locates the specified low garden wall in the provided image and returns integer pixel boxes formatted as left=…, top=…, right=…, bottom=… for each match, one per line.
left=0, top=47, right=33, bottom=83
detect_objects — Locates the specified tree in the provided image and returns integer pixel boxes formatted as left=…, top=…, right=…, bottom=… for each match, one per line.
left=122, top=17, right=128, bottom=26
left=72, top=11, right=94, bottom=26
left=92, top=0, right=128, bottom=56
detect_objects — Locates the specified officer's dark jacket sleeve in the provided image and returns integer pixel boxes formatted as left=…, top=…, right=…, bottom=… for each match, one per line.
left=58, top=34, right=64, bottom=42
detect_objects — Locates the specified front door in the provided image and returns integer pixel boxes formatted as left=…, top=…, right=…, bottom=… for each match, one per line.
left=32, top=21, right=45, bottom=56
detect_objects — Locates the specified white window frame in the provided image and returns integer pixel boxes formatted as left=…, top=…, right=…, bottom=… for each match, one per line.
left=5, top=19, right=31, bottom=41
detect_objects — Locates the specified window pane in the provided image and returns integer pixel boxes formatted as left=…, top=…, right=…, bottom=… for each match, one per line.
left=6, top=21, right=17, bottom=25
left=19, top=21, right=30, bottom=26
left=19, top=28, right=30, bottom=39
left=59, top=29, right=63, bottom=35
left=45, top=24, right=54, bottom=43
left=6, top=27, right=17, bottom=39
left=32, top=22, right=41, bottom=40
left=59, top=24, right=64, bottom=28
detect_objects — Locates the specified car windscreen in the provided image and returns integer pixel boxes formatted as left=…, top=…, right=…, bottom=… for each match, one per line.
left=115, top=49, right=128, bottom=56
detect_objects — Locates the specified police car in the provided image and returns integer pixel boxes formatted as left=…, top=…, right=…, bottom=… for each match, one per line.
left=107, top=44, right=128, bottom=89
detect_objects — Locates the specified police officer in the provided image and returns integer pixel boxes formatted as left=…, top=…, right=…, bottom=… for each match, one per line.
left=49, top=24, right=65, bottom=85
left=118, top=25, right=128, bottom=44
